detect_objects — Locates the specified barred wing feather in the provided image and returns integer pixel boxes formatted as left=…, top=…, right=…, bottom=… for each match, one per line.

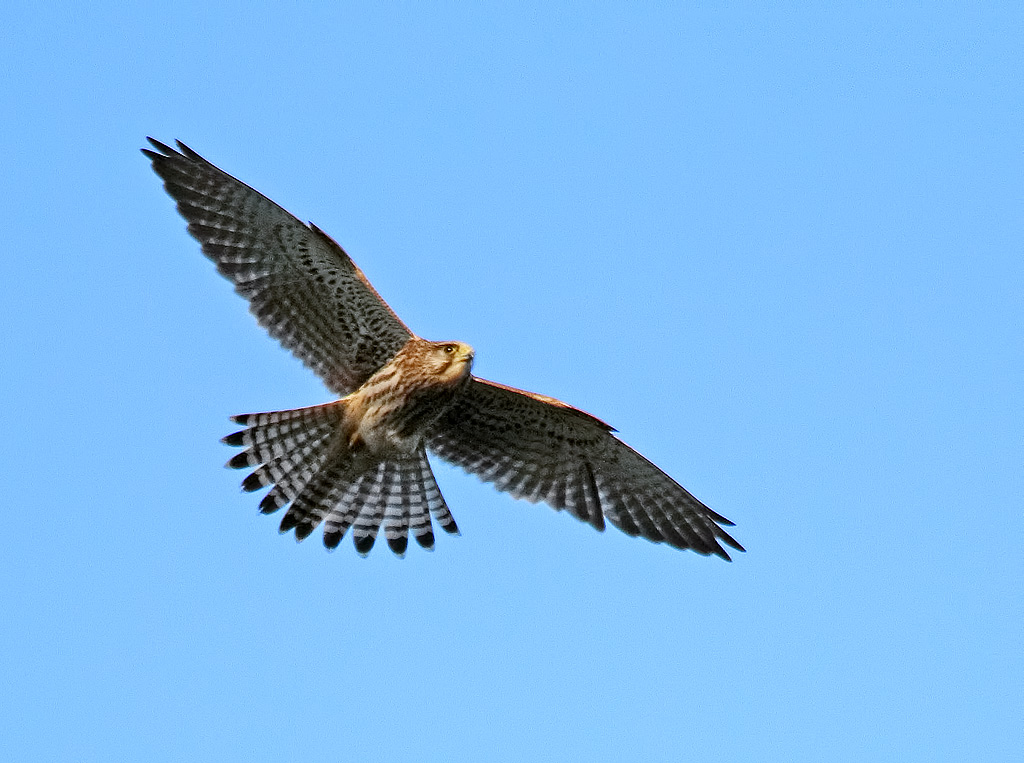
left=428, top=378, right=744, bottom=560
left=144, top=139, right=413, bottom=396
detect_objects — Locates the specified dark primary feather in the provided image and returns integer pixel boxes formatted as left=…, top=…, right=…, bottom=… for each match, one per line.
left=143, top=138, right=413, bottom=396
left=427, top=378, right=744, bottom=560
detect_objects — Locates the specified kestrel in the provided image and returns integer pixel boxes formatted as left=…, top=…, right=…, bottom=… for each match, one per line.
left=144, top=138, right=744, bottom=560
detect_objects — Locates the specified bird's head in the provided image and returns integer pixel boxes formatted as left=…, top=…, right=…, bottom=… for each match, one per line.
left=427, top=341, right=475, bottom=382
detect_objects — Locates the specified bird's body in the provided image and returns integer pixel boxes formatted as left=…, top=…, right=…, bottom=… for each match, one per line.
left=144, top=138, right=744, bottom=560
left=342, top=339, right=475, bottom=456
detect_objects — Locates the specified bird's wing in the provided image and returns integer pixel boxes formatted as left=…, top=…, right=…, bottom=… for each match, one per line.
left=427, top=377, right=744, bottom=559
left=143, top=138, right=414, bottom=396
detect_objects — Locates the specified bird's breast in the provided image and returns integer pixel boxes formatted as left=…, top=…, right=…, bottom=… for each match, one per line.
left=344, top=368, right=468, bottom=457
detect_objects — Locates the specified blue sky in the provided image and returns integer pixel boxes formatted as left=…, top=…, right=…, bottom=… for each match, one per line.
left=2, top=2, right=1020, bottom=761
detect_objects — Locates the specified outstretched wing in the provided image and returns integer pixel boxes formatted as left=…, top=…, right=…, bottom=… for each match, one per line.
left=143, top=138, right=414, bottom=396
left=427, top=378, right=744, bottom=560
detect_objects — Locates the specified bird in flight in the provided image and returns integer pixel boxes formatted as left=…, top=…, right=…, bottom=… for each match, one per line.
left=143, top=138, right=744, bottom=560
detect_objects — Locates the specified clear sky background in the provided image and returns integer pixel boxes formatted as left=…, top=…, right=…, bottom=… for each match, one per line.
left=2, top=3, right=1020, bottom=761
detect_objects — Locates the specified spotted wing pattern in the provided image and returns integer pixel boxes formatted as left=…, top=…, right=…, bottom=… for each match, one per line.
left=427, top=378, right=745, bottom=560
left=144, top=139, right=413, bottom=396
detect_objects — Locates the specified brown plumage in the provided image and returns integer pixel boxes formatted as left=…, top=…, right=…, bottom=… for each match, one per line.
left=144, top=138, right=744, bottom=559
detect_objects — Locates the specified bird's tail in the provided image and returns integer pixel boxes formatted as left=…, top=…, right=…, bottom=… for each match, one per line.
left=221, top=402, right=459, bottom=555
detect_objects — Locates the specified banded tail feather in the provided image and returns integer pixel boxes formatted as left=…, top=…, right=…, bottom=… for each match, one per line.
left=222, top=403, right=458, bottom=556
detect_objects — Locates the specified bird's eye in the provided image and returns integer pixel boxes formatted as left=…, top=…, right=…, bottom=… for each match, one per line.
left=444, top=344, right=456, bottom=354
